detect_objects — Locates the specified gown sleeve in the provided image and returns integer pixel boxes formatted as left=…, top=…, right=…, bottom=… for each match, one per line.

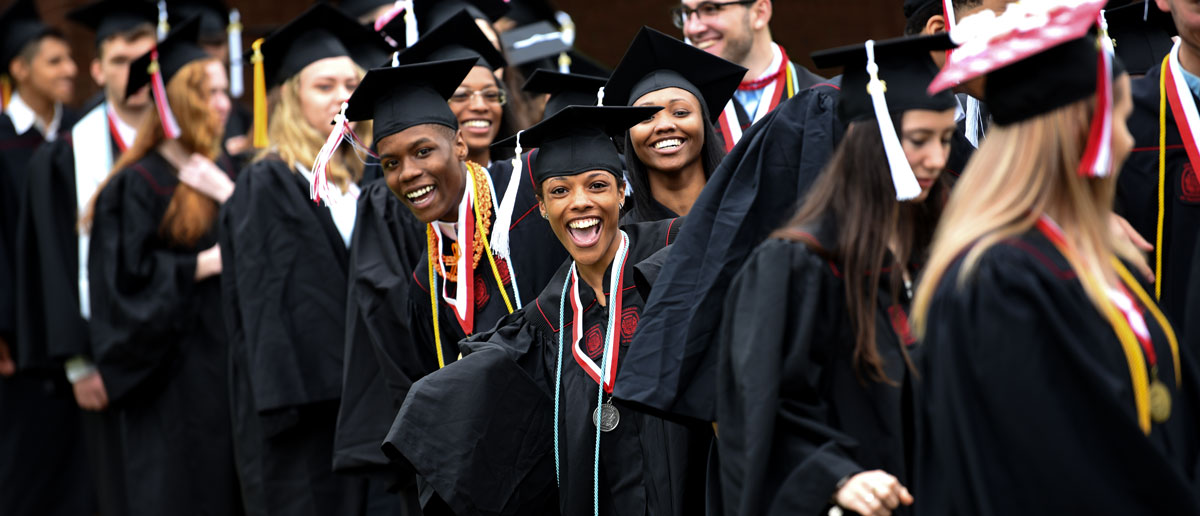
left=382, top=311, right=558, bottom=516
left=617, top=83, right=843, bottom=422
left=716, top=239, right=864, bottom=516
left=914, top=242, right=1200, bottom=515
left=88, top=166, right=198, bottom=403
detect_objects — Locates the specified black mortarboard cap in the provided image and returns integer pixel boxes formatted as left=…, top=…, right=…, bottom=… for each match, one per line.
left=345, top=58, right=476, bottom=143
left=811, top=33, right=957, bottom=123
left=125, top=16, right=208, bottom=99
left=902, top=0, right=943, bottom=19
left=523, top=69, right=606, bottom=119
left=414, top=0, right=509, bottom=33
left=167, top=0, right=228, bottom=43
left=603, top=27, right=746, bottom=119
left=503, top=0, right=559, bottom=27
left=500, top=20, right=570, bottom=67
left=491, top=105, right=662, bottom=184
left=1, top=0, right=52, bottom=70
left=337, top=0, right=394, bottom=19
left=1105, top=1, right=1175, bottom=75
left=395, top=10, right=506, bottom=70
left=985, top=35, right=1103, bottom=125
left=67, top=0, right=158, bottom=45
left=253, top=3, right=392, bottom=88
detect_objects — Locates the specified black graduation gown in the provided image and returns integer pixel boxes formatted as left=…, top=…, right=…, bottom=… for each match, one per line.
left=0, top=109, right=97, bottom=516
left=220, top=157, right=368, bottom=516
left=716, top=230, right=916, bottom=516
left=384, top=219, right=710, bottom=516
left=913, top=229, right=1200, bottom=514
left=13, top=124, right=136, bottom=516
left=402, top=161, right=569, bottom=394
left=88, top=151, right=241, bottom=516
left=1117, top=63, right=1200, bottom=332
left=614, top=82, right=843, bottom=422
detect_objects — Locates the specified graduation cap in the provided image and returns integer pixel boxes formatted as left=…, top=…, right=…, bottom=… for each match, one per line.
left=486, top=104, right=660, bottom=260
left=66, top=0, right=159, bottom=45
left=338, top=0, right=395, bottom=20
left=167, top=0, right=228, bottom=42
left=523, top=69, right=607, bottom=119
left=500, top=21, right=570, bottom=67
left=503, top=0, right=559, bottom=27
left=930, top=0, right=1116, bottom=177
left=1104, top=1, right=1175, bottom=76
left=394, top=10, right=506, bottom=71
left=125, top=16, right=209, bottom=139
left=247, top=3, right=393, bottom=148
left=603, top=27, right=746, bottom=120
left=378, top=0, right=509, bottom=49
left=810, top=34, right=956, bottom=201
left=1, top=0, right=53, bottom=107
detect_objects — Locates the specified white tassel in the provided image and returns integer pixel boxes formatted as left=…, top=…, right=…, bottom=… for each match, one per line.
left=404, top=0, right=418, bottom=48
left=157, top=1, right=169, bottom=41
left=596, top=86, right=605, bottom=107
left=311, top=102, right=350, bottom=206
left=392, top=51, right=400, bottom=67
left=491, top=130, right=524, bottom=261
left=228, top=9, right=243, bottom=98
left=556, top=10, right=576, bottom=74
left=942, top=0, right=957, bottom=30
left=865, top=40, right=922, bottom=201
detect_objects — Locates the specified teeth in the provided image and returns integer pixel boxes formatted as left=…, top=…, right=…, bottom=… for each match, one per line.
left=568, top=218, right=599, bottom=229
left=654, top=138, right=682, bottom=150
left=463, top=120, right=491, bottom=128
left=696, top=40, right=715, bottom=50
left=406, top=185, right=433, bottom=199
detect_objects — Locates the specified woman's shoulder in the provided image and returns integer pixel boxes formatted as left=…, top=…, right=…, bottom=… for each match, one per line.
left=110, top=152, right=177, bottom=198
left=933, top=228, right=1077, bottom=305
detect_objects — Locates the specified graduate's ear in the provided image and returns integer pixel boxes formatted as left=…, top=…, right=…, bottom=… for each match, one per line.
left=90, top=58, right=104, bottom=87
left=922, top=14, right=946, bottom=36
left=750, top=0, right=772, bottom=30
left=1154, top=0, right=1170, bottom=15
left=8, top=56, right=29, bottom=84
left=453, top=129, right=469, bottom=161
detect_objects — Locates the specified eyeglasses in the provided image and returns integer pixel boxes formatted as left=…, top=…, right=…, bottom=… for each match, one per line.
left=671, top=0, right=757, bottom=29
left=449, top=88, right=507, bottom=106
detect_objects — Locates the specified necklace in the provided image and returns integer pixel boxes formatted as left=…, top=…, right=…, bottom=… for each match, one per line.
left=554, top=231, right=630, bottom=516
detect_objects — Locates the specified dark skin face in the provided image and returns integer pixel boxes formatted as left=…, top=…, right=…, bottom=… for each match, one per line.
left=378, top=124, right=470, bottom=224
left=538, top=171, right=626, bottom=296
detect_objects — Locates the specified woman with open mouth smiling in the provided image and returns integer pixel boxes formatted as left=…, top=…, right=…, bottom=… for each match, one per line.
left=603, top=27, right=746, bottom=222
left=383, top=104, right=713, bottom=516
left=715, top=34, right=958, bottom=516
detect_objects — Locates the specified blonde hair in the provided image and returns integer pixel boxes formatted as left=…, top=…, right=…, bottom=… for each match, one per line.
left=911, top=86, right=1139, bottom=338
left=256, top=69, right=372, bottom=191
left=83, top=58, right=224, bottom=247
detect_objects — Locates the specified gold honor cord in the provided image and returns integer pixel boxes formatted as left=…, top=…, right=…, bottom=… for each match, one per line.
left=1156, top=56, right=1168, bottom=300
left=426, top=161, right=517, bottom=369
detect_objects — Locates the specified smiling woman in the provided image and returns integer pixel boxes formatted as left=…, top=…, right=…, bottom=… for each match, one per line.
left=603, top=26, right=745, bottom=222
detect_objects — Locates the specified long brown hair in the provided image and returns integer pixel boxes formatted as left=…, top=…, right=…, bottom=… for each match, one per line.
left=83, top=58, right=224, bottom=247
left=772, top=115, right=946, bottom=384
left=911, top=82, right=1139, bottom=338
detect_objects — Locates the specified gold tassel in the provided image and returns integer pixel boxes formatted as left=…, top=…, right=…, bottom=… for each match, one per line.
left=0, top=75, right=10, bottom=111
left=251, top=38, right=268, bottom=149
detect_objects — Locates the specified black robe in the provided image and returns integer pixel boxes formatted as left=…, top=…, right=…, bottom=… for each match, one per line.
left=385, top=219, right=709, bottom=516
left=1117, top=62, right=1200, bottom=332
left=220, top=157, right=372, bottom=516
left=13, top=117, right=138, bottom=516
left=401, top=160, right=569, bottom=397
left=0, top=108, right=98, bottom=516
left=913, top=229, right=1200, bottom=514
left=716, top=229, right=916, bottom=515
left=88, top=151, right=241, bottom=515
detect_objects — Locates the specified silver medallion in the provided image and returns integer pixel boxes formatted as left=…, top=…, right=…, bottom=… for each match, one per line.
left=592, top=401, right=620, bottom=432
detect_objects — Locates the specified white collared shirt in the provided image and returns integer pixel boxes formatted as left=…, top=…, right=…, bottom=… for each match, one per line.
left=296, top=162, right=359, bottom=247
left=5, top=90, right=62, bottom=141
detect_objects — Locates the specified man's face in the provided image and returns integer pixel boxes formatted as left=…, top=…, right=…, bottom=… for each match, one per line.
left=13, top=37, right=76, bottom=104
left=680, top=0, right=758, bottom=66
left=94, top=33, right=156, bottom=110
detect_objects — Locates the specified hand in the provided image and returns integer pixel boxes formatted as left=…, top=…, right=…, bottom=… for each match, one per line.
left=834, top=470, right=913, bottom=516
left=225, top=135, right=250, bottom=156
left=0, top=337, right=14, bottom=377
left=1109, top=212, right=1154, bottom=281
left=178, top=154, right=234, bottom=203
left=195, top=244, right=222, bottom=281
left=72, top=372, right=109, bottom=411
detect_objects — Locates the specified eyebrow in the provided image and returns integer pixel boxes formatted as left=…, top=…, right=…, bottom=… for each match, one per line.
left=636, top=98, right=690, bottom=107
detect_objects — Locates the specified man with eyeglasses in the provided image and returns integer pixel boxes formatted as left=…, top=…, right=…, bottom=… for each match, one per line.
left=673, top=0, right=824, bottom=151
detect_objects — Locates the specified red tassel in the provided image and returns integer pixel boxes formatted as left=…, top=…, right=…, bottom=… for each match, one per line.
left=150, top=49, right=181, bottom=139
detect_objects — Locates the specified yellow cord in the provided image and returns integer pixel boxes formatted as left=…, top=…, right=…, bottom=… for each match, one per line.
left=784, top=63, right=795, bottom=99
left=1156, top=56, right=1168, bottom=300
left=1116, top=259, right=1182, bottom=387
left=425, top=162, right=517, bottom=369
left=0, top=76, right=10, bottom=111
